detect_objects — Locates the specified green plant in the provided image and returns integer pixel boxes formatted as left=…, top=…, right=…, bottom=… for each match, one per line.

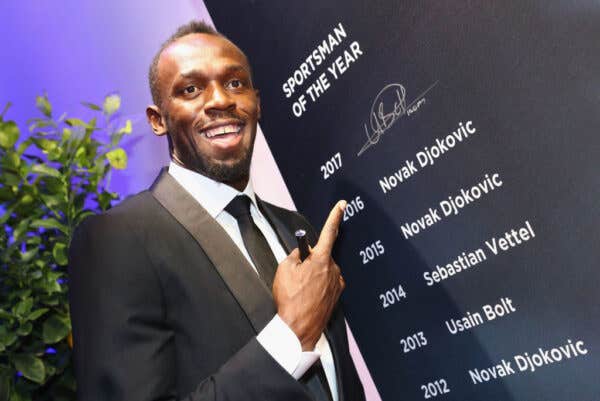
left=0, top=94, right=131, bottom=400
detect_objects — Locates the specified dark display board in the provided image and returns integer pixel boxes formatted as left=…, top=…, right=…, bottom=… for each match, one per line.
left=205, top=1, right=600, bottom=400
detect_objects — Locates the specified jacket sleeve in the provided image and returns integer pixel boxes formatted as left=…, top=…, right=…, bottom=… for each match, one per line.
left=68, top=214, right=312, bottom=401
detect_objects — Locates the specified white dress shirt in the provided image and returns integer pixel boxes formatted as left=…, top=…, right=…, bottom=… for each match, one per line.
left=168, top=162, right=338, bottom=400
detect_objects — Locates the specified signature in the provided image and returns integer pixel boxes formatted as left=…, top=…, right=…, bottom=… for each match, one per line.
left=357, top=81, right=438, bottom=156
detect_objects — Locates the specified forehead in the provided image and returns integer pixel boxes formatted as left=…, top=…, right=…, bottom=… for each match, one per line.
left=158, top=33, right=249, bottom=80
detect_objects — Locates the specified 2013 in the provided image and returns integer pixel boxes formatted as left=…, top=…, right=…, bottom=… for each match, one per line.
left=359, top=240, right=384, bottom=264
left=421, top=379, right=450, bottom=399
left=320, top=152, right=342, bottom=180
left=400, top=331, right=427, bottom=353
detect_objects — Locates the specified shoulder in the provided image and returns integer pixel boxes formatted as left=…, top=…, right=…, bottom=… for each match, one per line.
left=72, top=190, right=165, bottom=246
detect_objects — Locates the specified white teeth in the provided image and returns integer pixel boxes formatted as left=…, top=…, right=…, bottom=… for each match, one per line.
left=203, top=124, right=242, bottom=138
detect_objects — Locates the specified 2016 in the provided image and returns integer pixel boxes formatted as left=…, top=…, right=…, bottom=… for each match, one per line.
left=360, top=240, right=384, bottom=264
left=343, top=196, right=365, bottom=222
left=379, top=284, right=406, bottom=309
left=421, top=379, right=450, bottom=399
left=320, top=152, right=342, bottom=180
left=400, top=331, right=427, bottom=353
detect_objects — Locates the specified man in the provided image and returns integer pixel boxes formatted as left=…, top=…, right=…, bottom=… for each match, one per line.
left=68, top=21, right=365, bottom=401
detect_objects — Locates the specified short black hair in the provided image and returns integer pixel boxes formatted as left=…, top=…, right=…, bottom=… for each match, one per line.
left=148, top=20, right=222, bottom=107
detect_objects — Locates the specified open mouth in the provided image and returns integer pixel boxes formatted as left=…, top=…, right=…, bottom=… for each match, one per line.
left=198, top=120, right=246, bottom=151
left=201, top=123, right=244, bottom=138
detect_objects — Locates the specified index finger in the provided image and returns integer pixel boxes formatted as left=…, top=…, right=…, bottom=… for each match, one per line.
left=314, top=200, right=347, bottom=255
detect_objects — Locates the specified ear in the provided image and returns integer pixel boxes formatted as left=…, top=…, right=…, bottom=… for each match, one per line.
left=255, top=89, right=261, bottom=120
left=146, top=105, right=168, bottom=136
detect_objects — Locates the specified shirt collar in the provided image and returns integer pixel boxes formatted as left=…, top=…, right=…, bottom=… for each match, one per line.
left=168, top=161, right=260, bottom=219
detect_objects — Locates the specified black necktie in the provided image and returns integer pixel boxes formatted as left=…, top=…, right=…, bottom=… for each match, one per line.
left=226, top=195, right=334, bottom=401
left=225, top=195, right=278, bottom=288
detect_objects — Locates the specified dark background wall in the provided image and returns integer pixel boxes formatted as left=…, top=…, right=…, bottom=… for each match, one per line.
left=205, top=1, right=600, bottom=399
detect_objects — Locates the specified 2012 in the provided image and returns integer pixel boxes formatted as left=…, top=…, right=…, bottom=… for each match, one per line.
left=320, top=152, right=342, bottom=180
left=343, top=196, right=365, bottom=222
left=379, top=284, right=406, bottom=309
left=400, top=331, right=427, bottom=353
left=421, top=379, right=450, bottom=399
left=359, top=240, right=384, bottom=264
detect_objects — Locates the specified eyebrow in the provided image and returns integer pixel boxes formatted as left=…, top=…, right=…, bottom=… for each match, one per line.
left=178, top=64, right=249, bottom=79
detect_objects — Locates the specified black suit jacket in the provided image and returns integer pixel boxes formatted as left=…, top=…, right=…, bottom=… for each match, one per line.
left=68, top=169, right=365, bottom=401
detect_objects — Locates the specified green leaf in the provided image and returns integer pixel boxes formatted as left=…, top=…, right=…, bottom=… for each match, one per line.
left=118, top=119, right=132, bottom=134
left=42, top=315, right=70, bottom=344
left=0, top=366, right=10, bottom=400
left=13, top=298, right=33, bottom=318
left=81, top=101, right=101, bottom=111
left=13, top=218, right=31, bottom=241
left=26, top=308, right=49, bottom=321
left=17, top=322, right=33, bottom=336
left=2, top=171, right=21, bottom=186
left=64, top=118, right=89, bottom=128
left=0, top=121, right=20, bottom=149
left=31, top=164, right=60, bottom=178
left=31, top=138, right=57, bottom=152
left=0, top=204, right=15, bottom=225
left=0, top=101, right=11, bottom=118
left=7, top=151, right=21, bottom=168
left=12, top=354, right=46, bottom=384
left=39, top=193, right=65, bottom=209
left=35, top=95, right=52, bottom=118
left=0, top=308, right=13, bottom=318
left=106, top=148, right=127, bottom=169
left=52, top=243, right=68, bottom=266
left=103, top=94, right=121, bottom=117
left=20, top=248, right=38, bottom=262
left=31, top=218, right=68, bottom=234
left=0, top=330, right=18, bottom=347
left=10, top=388, right=32, bottom=401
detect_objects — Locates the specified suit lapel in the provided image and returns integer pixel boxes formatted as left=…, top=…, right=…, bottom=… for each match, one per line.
left=256, top=198, right=302, bottom=254
left=258, top=198, right=346, bottom=401
left=150, top=169, right=275, bottom=333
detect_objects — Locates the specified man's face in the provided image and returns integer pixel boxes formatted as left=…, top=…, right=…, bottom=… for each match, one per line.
left=150, top=33, right=260, bottom=186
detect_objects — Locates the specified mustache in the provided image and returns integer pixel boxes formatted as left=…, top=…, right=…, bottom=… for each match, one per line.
left=198, top=111, right=245, bottom=127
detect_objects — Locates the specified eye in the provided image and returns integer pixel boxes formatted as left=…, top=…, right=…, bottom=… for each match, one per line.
left=227, top=79, right=243, bottom=89
left=183, top=85, right=197, bottom=95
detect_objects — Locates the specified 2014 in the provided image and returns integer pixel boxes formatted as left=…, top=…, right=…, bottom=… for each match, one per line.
left=320, top=152, right=342, bottom=180
left=421, top=379, right=450, bottom=399
left=359, top=240, right=384, bottom=264
left=379, top=284, right=406, bottom=309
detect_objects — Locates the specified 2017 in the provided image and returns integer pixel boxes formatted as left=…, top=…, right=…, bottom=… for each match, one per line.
left=421, top=379, right=450, bottom=399
left=320, top=152, right=342, bottom=180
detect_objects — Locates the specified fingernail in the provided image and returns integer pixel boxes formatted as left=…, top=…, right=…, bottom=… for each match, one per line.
left=338, top=200, right=347, bottom=211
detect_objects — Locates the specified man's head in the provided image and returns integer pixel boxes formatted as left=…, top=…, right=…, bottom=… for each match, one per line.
left=147, top=21, right=260, bottom=190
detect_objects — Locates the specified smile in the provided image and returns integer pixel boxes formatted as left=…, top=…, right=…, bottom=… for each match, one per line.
left=200, top=122, right=244, bottom=138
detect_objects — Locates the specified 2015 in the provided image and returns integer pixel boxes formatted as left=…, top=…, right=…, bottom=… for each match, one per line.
left=421, top=379, right=450, bottom=399
left=400, top=331, right=427, bottom=353
left=379, top=284, right=406, bottom=309
left=343, top=196, right=364, bottom=222
left=359, top=240, right=384, bottom=264
left=320, top=152, right=342, bottom=180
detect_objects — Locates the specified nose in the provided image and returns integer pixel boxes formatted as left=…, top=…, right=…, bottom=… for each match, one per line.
left=204, top=82, right=235, bottom=113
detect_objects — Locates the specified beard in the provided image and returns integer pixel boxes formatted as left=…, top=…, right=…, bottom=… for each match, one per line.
left=200, top=139, right=254, bottom=184
left=165, top=118, right=256, bottom=185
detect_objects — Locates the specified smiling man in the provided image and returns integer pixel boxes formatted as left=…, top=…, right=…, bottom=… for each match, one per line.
left=68, top=21, right=365, bottom=401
